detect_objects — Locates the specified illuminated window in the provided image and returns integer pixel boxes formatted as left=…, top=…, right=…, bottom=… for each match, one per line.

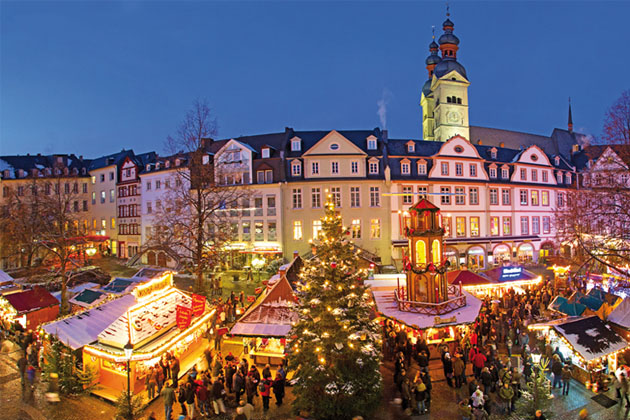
left=503, top=217, right=512, bottom=235
left=470, top=217, right=480, bottom=237
left=541, top=191, right=549, bottom=206
left=442, top=216, right=452, bottom=238
left=456, top=217, right=466, bottom=237
left=242, top=221, right=251, bottom=241
left=432, top=239, right=441, bottom=264
left=313, top=220, right=322, bottom=239
left=531, top=190, right=539, bottom=206
left=416, top=240, right=427, bottom=265
left=370, top=219, right=381, bottom=239
left=351, top=219, right=361, bottom=239
left=490, top=217, right=499, bottom=236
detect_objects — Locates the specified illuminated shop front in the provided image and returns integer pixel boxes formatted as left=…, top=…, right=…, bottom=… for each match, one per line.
left=466, top=246, right=485, bottom=270
left=517, top=243, right=535, bottom=263
left=492, top=244, right=512, bottom=266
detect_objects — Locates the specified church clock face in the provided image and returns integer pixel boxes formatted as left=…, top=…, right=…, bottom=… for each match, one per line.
left=447, top=110, right=461, bottom=123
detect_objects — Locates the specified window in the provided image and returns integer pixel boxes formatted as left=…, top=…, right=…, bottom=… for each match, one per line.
left=351, top=161, right=359, bottom=174
left=156, top=200, right=162, bottom=211
left=470, top=217, right=480, bottom=237
left=146, top=181, right=151, bottom=191
left=469, top=164, right=477, bottom=177
left=557, top=192, right=564, bottom=207
left=351, top=219, right=361, bottom=238
left=64, top=183, right=70, bottom=194
left=312, top=162, right=319, bottom=175
left=267, top=195, right=276, bottom=216
left=542, top=216, right=550, bottom=234
left=370, top=219, right=381, bottom=239
left=268, top=221, right=277, bottom=241
left=520, top=168, right=526, bottom=180
left=91, top=176, right=96, bottom=184
left=542, top=171, right=548, bottom=182
left=520, top=190, right=528, bottom=205
left=531, top=190, right=539, bottom=206
left=45, top=184, right=51, bottom=195
left=370, top=187, right=380, bottom=207
left=242, top=222, right=251, bottom=241
left=350, top=187, right=361, bottom=207
left=403, top=186, right=413, bottom=205
left=311, top=188, right=321, bottom=208
left=331, top=162, right=339, bottom=174
left=109, top=172, right=114, bottom=181
left=501, top=168, right=509, bottom=179
left=82, top=183, right=88, bottom=193
left=156, top=180, right=161, bottom=189
left=441, top=162, right=449, bottom=176
left=443, top=216, right=452, bottom=237
left=502, top=189, right=511, bottom=205
left=455, top=187, right=465, bottom=205
left=490, top=217, right=499, bottom=236
left=407, top=143, right=415, bottom=153
left=491, top=149, right=497, bottom=159
left=254, top=197, right=263, bottom=216
left=313, top=220, right=323, bottom=239
left=557, top=172, right=563, bottom=183
left=441, top=187, right=451, bottom=205
left=566, top=173, right=572, bottom=184
left=401, top=162, right=410, bottom=175
left=291, top=161, right=301, bottom=176
left=455, top=163, right=463, bottom=176
left=331, top=187, right=341, bottom=207
left=489, top=167, right=497, bottom=178
left=256, top=171, right=265, bottom=184
left=101, top=191, right=106, bottom=204
left=73, top=201, right=79, bottom=212
left=489, top=188, right=498, bottom=205
left=520, top=216, right=529, bottom=235
left=110, top=189, right=115, bottom=202
left=262, top=148, right=270, bottom=158
left=503, top=217, right=512, bottom=235
left=532, top=216, right=540, bottom=234
left=111, top=218, right=115, bottom=229
left=101, top=218, right=107, bottom=229
left=369, top=161, right=379, bottom=174
left=241, top=199, right=250, bottom=217
left=367, top=137, right=377, bottom=150
left=456, top=217, right=466, bottom=237
left=293, top=221, right=303, bottom=240
left=418, top=162, right=427, bottom=175
left=100, top=174, right=105, bottom=183
left=469, top=187, right=479, bottom=205
left=541, top=191, right=549, bottom=206
left=92, top=192, right=96, bottom=204
left=417, top=186, right=427, bottom=199
left=531, top=169, right=537, bottom=182
left=292, top=188, right=302, bottom=209
left=147, top=202, right=152, bottom=214
left=291, top=138, right=301, bottom=151
left=255, top=221, right=264, bottom=241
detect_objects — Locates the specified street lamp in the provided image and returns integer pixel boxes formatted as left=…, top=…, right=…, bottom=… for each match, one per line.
left=252, top=256, right=265, bottom=281
left=123, top=341, right=133, bottom=420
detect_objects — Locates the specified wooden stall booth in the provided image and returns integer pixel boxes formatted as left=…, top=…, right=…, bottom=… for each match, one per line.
left=0, top=287, right=59, bottom=330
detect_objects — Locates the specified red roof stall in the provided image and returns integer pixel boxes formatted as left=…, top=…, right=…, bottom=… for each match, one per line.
left=0, top=287, right=59, bottom=330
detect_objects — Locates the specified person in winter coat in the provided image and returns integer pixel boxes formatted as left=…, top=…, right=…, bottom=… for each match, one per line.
left=453, top=355, right=466, bottom=388
left=471, top=387, right=484, bottom=408
left=262, top=364, right=272, bottom=380
left=421, top=370, right=432, bottom=412
left=480, top=367, right=493, bottom=394
left=401, top=376, right=412, bottom=413
left=443, top=353, right=454, bottom=387
left=185, top=382, right=196, bottom=419
left=413, top=372, right=427, bottom=414
left=212, top=356, right=223, bottom=378
left=458, top=400, right=473, bottom=420
left=176, top=384, right=187, bottom=417
left=146, top=366, right=157, bottom=400
left=248, top=365, right=261, bottom=393
left=233, top=370, right=245, bottom=402
left=272, top=373, right=285, bottom=406
left=161, top=381, right=176, bottom=420
left=196, top=379, right=209, bottom=416
left=561, top=364, right=572, bottom=396
left=551, top=355, right=563, bottom=389
left=471, top=348, right=487, bottom=379
left=212, top=377, right=227, bottom=415
left=498, top=382, right=514, bottom=413
left=416, top=350, right=429, bottom=372
left=170, top=358, right=180, bottom=388
left=260, top=376, right=273, bottom=411
left=245, top=374, right=257, bottom=405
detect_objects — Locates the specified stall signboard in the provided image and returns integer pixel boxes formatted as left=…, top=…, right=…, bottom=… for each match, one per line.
left=176, top=305, right=192, bottom=330
left=191, top=294, right=205, bottom=316
left=247, top=295, right=256, bottom=303
left=134, top=274, right=172, bottom=299
left=500, top=267, right=523, bottom=282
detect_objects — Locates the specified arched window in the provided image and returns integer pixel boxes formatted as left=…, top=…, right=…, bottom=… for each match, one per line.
left=457, top=98, right=462, bottom=104
left=432, top=239, right=441, bottom=264
left=415, top=240, right=427, bottom=265
left=447, top=97, right=452, bottom=103
left=451, top=96, right=457, bottom=103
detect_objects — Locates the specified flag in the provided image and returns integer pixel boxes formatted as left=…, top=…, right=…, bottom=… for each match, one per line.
left=191, top=293, right=206, bottom=317
left=176, top=305, right=192, bottom=330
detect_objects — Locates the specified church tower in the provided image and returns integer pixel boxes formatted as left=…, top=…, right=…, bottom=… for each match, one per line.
left=420, top=33, right=441, bottom=141
left=404, top=199, right=448, bottom=304
left=423, top=12, right=471, bottom=142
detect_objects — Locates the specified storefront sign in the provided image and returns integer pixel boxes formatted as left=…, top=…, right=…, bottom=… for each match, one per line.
left=134, top=274, right=172, bottom=299
left=191, top=294, right=205, bottom=316
left=176, top=305, right=192, bottom=330
left=500, top=267, right=523, bottom=281
left=434, top=315, right=457, bottom=325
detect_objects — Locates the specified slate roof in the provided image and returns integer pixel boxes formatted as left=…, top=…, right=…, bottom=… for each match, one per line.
left=285, top=128, right=385, bottom=158
left=4, top=287, right=59, bottom=313
left=0, top=154, right=91, bottom=179
left=88, top=150, right=134, bottom=171
left=469, top=126, right=581, bottom=158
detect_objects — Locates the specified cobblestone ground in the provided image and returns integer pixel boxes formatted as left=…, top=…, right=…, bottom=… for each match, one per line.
left=3, top=338, right=629, bottom=420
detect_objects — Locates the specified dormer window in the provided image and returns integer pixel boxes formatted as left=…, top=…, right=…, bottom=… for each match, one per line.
left=18, top=169, right=25, bottom=178
left=501, top=167, right=509, bottom=179
left=31, top=169, right=38, bottom=177
left=368, top=159, right=379, bottom=175
left=554, top=156, right=560, bottom=166
left=262, top=148, right=270, bottom=159
left=3, top=169, right=9, bottom=178
left=490, top=148, right=497, bottom=160
left=407, top=141, right=415, bottom=153
left=367, top=137, right=377, bottom=150
left=401, top=160, right=411, bottom=175
left=565, top=173, right=572, bottom=184
left=418, top=161, right=427, bottom=175
left=63, top=167, right=69, bottom=176
left=291, top=161, right=302, bottom=176
left=54, top=168, right=61, bottom=176
left=156, top=162, right=161, bottom=170
left=557, top=172, right=563, bottom=183
left=202, top=155, right=209, bottom=165
left=291, top=138, right=301, bottom=152
left=175, top=159, right=181, bottom=166
left=489, top=167, right=497, bottom=178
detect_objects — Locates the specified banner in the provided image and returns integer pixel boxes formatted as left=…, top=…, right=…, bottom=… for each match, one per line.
left=191, top=293, right=206, bottom=317
left=247, top=295, right=256, bottom=303
left=176, top=305, right=192, bottom=330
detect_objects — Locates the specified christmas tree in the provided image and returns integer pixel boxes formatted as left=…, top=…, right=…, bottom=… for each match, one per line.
left=42, top=336, right=96, bottom=395
left=515, top=359, right=554, bottom=418
left=114, top=389, right=145, bottom=420
left=288, top=197, right=382, bottom=420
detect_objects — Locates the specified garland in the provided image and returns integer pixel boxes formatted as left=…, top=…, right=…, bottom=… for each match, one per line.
left=402, top=258, right=450, bottom=275
left=403, top=227, right=444, bottom=237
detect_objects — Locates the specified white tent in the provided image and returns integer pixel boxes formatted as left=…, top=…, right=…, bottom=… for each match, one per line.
left=609, top=298, right=630, bottom=329
left=0, top=270, right=13, bottom=283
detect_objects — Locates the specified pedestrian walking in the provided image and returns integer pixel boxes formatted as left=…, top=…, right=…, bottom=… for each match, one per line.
left=212, top=376, right=227, bottom=415
left=272, top=372, right=285, bottom=406
left=146, top=366, right=157, bottom=400
left=160, top=381, right=176, bottom=420
left=17, top=355, right=27, bottom=387
left=498, top=382, right=514, bottom=413
left=260, top=375, right=272, bottom=411
left=561, top=363, right=572, bottom=395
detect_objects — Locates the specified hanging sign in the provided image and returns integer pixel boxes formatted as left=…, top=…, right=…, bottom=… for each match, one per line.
left=191, top=294, right=206, bottom=316
left=176, top=305, right=192, bottom=330
left=500, top=266, right=523, bottom=282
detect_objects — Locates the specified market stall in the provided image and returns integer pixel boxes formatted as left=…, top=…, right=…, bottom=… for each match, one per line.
left=230, top=275, right=297, bottom=366
left=482, top=265, right=542, bottom=296
left=446, top=269, right=496, bottom=297
left=0, top=287, right=59, bottom=330
left=529, top=316, right=629, bottom=386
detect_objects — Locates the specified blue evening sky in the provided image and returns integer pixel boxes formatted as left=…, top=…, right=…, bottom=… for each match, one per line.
left=1, top=1, right=628, bottom=157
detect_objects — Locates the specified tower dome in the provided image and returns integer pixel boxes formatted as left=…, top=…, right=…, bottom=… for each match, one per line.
left=433, top=59, right=467, bottom=79
left=422, top=79, right=432, bottom=97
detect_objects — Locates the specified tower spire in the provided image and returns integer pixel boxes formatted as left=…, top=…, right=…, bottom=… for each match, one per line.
left=568, top=97, right=573, bottom=133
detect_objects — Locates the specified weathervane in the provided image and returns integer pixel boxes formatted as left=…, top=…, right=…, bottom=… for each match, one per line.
left=432, top=25, right=435, bottom=39
left=446, top=2, right=450, bottom=17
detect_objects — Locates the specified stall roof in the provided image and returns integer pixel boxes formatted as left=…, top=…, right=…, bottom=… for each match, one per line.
left=608, top=298, right=630, bottom=329
left=483, top=266, right=538, bottom=283
left=570, top=291, right=604, bottom=312
left=548, top=296, right=586, bottom=317
left=43, top=294, right=136, bottom=350
left=4, top=287, right=58, bottom=313
left=132, top=267, right=170, bottom=279
left=69, top=289, right=107, bottom=307
left=0, top=270, right=13, bottom=283
left=231, top=275, right=298, bottom=337
left=551, top=316, right=626, bottom=362
left=101, top=278, right=144, bottom=294
left=447, top=270, right=492, bottom=286
left=52, top=282, right=99, bottom=302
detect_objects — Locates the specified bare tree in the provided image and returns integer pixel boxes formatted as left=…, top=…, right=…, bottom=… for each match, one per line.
left=148, top=100, right=252, bottom=293
left=603, top=89, right=630, bottom=145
